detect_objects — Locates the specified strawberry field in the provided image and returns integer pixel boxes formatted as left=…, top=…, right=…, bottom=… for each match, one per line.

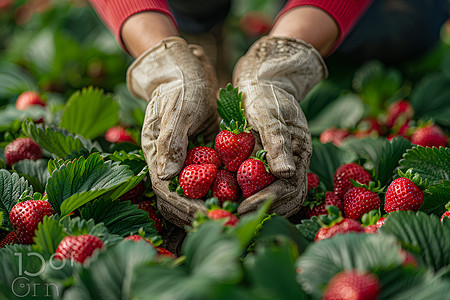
left=1, top=1, right=450, bottom=299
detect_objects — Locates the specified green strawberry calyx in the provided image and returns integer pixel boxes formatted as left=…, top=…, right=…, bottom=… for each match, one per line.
left=361, top=209, right=382, bottom=227
left=17, top=191, right=44, bottom=203
left=249, top=149, right=271, bottom=173
left=397, top=168, right=429, bottom=190
left=317, top=205, right=343, bottom=228
left=205, top=197, right=238, bottom=213
left=445, top=201, right=450, bottom=212
left=350, top=179, right=385, bottom=194
left=168, top=176, right=185, bottom=197
left=217, top=83, right=251, bottom=134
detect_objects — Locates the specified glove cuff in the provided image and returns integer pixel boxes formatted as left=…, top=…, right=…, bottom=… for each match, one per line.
left=233, top=36, right=328, bottom=101
left=126, top=36, right=215, bottom=100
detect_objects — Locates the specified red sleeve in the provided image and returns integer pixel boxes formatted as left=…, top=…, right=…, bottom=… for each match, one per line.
left=278, top=0, right=374, bottom=50
left=88, top=0, right=177, bottom=48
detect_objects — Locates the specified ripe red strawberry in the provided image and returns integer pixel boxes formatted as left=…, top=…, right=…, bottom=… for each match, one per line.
left=410, top=124, right=448, bottom=148
left=399, top=249, right=418, bottom=268
left=384, top=177, right=424, bottom=213
left=4, top=138, right=43, bottom=165
left=207, top=209, right=239, bottom=227
left=178, top=164, right=217, bottom=199
left=105, top=126, right=135, bottom=144
left=120, top=181, right=145, bottom=203
left=125, top=235, right=146, bottom=242
left=138, top=200, right=164, bottom=233
left=441, top=211, right=450, bottom=221
left=307, top=172, right=320, bottom=193
left=304, top=192, right=343, bottom=218
left=155, top=246, right=176, bottom=258
left=15, top=91, right=46, bottom=111
left=354, top=117, right=384, bottom=138
left=319, top=127, right=350, bottom=146
left=240, top=11, right=271, bottom=37
left=364, top=224, right=379, bottom=234
left=237, top=150, right=276, bottom=198
left=215, top=84, right=255, bottom=172
left=333, top=163, right=372, bottom=199
left=125, top=235, right=176, bottom=258
left=55, top=234, right=104, bottom=263
left=322, top=270, right=381, bottom=300
left=386, top=99, right=414, bottom=128
left=215, top=130, right=255, bottom=172
left=184, top=146, right=221, bottom=168
left=0, top=231, right=16, bottom=248
left=212, top=169, right=240, bottom=203
left=9, top=200, right=55, bottom=244
left=344, top=187, right=381, bottom=220
left=315, top=218, right=364, bottom=241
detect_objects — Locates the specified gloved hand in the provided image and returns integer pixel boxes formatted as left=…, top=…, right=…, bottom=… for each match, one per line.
left=127, top=37, right=219, bottom=228
left=232, top=36, right=327, bottom=217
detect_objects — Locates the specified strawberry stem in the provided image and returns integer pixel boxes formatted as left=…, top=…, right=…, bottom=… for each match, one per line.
left=250, top=149, right=271, bottom=173
left=217, top=84, right=251, bottom=134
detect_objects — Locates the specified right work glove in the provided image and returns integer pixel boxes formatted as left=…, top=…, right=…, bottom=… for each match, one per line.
left=127, top=37, right=219, bottom=228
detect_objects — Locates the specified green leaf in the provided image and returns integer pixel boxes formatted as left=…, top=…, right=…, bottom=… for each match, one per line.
left=104, top=150, right=147, bottom=175
left=409, top=73, right=450, bottom=126
left=22, top=119, right=101, bottom=159
left=0, top=106, right=46, bottom=131
left=114, top=83, right=147, bottom=127
left=79, top=198, right=158, bottom=237
left=0, top=170, right=33, bottom=230
left=12, top=159, right=49, bottom=193
left=101, top=165, right=148, bottom=201
left=376, top=137, right=413, bottom=186
left=399, top=146, right=450, bottom=184
left=254, top=215, right=310, bottom=255
left=380, top=211, right=450, bottom=271
left=217, top=84, right=246, bottom=131
left=295, top=217, right=322, bottom=242
left=420, top=181, right=450, bottom=216
left=32, top=216, right=67, bottom=258
left=300, top=81, right=341, bottom=121
left=244, top=238, right=307, bottom=299
left=73, top=240, right=156, bottom=300
left=296, top=233, right=403, bottom=299
left=308, top=94, right=365, bottom=135
left=309, top=141, right=356, bottom=191
left=0, top=61, right=37, bottom=99
left=46, top=153, right=134, bottom=216
left=59, top=87, right=120, bottom=139
left=352, top=60, right=402, bottom=115
left=341, top=137, right=386, bottom=167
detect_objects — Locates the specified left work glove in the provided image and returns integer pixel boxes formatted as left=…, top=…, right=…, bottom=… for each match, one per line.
left=232, top=36, right=327, bottom=217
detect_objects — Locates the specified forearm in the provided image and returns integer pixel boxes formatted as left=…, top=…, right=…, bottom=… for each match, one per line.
left=270, top=6, right=338, bottom=56
left=273, top=0, right=374, bottom=56
left=122, top=12, right=178, bottom=58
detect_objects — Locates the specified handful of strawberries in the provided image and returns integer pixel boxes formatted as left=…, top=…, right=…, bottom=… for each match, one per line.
left=169, top=84, right=276, bottom=205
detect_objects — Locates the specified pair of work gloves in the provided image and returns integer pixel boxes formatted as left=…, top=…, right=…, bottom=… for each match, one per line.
left=127, top=36, right=327, bottom=228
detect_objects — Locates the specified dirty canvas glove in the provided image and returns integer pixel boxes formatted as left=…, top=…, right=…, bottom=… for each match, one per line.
left=127, top=37, right=219, bottom=227
left=232, top=36, right=327, bottom=217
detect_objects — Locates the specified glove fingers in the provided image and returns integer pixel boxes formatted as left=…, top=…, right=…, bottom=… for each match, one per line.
left=237, top=176, right=305, bottom=217
left=151, top=173, right=207, bottom=228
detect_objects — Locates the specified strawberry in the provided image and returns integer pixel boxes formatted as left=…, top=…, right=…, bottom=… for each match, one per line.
left=105, top=126, right=135, bottom=144
left=212, top=169, right=240, bottom=203
left=215, top=84, right=255, bottom=172
left=307, top=172, right=320, bottom=193
left=239, top=11, right=271, bottom=37
left=125, top=235, right=176, bottom=258
left=9, top=200, right=55, bottom=244
left=120, top=181, right=145, bottom=203
left=353, top=117, right=384, bottom=138
left=237, top=150, right=276, bottom=198
left=410, top=124, right=448, bottom=148
left=386, top=99, right=414, bottom=128
left=178, top=164, right=217, bottom=199
left=441, top=211, right=450, bottom=221
left=0, top=231, right=16, bottom=248
left=207, top=209, right=239, bottom=227
left=55, top=234, right=104, bottom=263
left=184, top=146, right=221, bottom=168
left=384, top=170, right=426, bottom=213
left=319, top=127, right=350, bottom=146
left=344, top=187, right=381, bottom=220
left=322, top=270, right=381, bottom=300
left=4, top=137, right=43, bottom=165
left=304, top=191, right=343, bottom=218
left=15, top=91, right=46, bottom=111
left=399, top=249, right=418, bottom=268
left=138, top=200, right=164, bottom=233
left=204, top=197, right=239, bottom=227
left=315, top=206, right=364, bottom=242
left=333, top=163, right=372, bottom=199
